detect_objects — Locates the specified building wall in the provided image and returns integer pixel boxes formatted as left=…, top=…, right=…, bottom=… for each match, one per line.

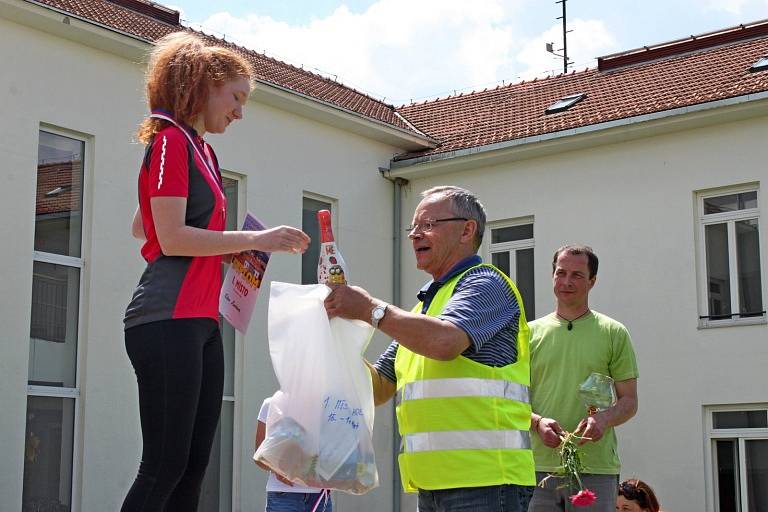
left=0, top=13, right=402, bottom=512
left=398, top=116, right=768, bottom=512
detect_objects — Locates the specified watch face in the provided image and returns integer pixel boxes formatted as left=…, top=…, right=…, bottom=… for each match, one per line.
left=374, top=308, right=385, bottom=319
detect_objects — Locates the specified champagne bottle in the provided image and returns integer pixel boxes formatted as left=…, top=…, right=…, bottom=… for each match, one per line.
left=317, top=210, right=349, bottom=285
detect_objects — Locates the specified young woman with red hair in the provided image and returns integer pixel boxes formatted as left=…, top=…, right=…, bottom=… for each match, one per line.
left=122, top=32, right=309, bottom=511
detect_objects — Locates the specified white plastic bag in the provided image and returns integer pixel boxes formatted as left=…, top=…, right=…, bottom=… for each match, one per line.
left=254, top=282, right=379, bottom=495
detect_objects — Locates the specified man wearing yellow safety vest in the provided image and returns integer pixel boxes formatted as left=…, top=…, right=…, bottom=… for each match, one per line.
left=325, top=186, right=536, bottom=511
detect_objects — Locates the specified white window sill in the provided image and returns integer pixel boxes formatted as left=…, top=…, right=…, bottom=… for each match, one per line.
left=698, top=316, right=767, bottom=329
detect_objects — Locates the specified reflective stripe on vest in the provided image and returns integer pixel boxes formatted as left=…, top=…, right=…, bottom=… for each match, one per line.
left=400, top=377, right=529, bottom=404
left=403, top=429, right=531, bottom=453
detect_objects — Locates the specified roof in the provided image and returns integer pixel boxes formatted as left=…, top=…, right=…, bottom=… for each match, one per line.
left=19, top=1, right=768, bottom=161
left=395, top=21, right=768, bottom=161
left=28, top=0, right=414, bottom=133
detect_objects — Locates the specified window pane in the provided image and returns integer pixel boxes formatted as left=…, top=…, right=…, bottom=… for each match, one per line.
left=200, top=401, right=234, bottom=512
left=713, top=410, right=768, bottom=429
left=516, top=248, right=535, bottom=320
left=302, top=198, right=332, bottom=285
left=715, top=439, right=739, bottom=512
left=746, top=439, right=768, bottom=512
left=491, top=224, right=533, bottom=243
left=492, top=251, right=510, bottom=278
left=221, top=320, right=236, bottom=398
left=705, top=223, right=731, bottom=318
left=35, top=131, right=84, bottom=257
left=22, top=396, right=74, bottom=512
left=704, top=191, right=758, bottom=214
left=222, top=177, right=238, bottom=231
left=29, top=261, right=79, bottom=387
left=736, top=219, right=763, bottom=316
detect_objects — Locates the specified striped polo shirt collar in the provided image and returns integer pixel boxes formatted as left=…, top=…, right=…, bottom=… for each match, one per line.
left=417, top=254, right=482, bottom=313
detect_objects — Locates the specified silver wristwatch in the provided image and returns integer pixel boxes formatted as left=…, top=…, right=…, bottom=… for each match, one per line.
left=371, top=302, right=388, bottom=329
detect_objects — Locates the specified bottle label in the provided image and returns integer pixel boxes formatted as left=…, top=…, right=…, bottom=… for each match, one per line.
left=318, top=243, right=348, bottom=285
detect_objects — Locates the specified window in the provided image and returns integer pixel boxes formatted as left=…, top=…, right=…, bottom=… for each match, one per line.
left=705, top=405, right=768, bottom=512
left=545, top=93, right=585, bottom=114
left=201, top=175, right=240, bottom=511
left=749, top=56, right=768, bottom=73
left=488, top=220, right=535, bottom=320
left=302, top=195, right=334, bottom=285
left=697, top=186, right=764, bottom=327
left=24, top=129, right=85, bottom=512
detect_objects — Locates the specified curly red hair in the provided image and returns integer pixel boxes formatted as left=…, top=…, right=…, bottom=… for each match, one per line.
left=137, top=32, right=254, bottom=143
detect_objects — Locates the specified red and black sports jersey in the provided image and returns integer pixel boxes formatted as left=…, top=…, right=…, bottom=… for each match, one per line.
left=124, top=124, right=227, bottom=329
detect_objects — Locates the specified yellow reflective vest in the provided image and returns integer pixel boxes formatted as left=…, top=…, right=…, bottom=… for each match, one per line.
left=395, top=263, right=535, bottom=492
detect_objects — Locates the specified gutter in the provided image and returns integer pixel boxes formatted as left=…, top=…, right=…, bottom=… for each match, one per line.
left=390, top=91, right=768, bottom=175
left=378, top=168, right=408, bottom=512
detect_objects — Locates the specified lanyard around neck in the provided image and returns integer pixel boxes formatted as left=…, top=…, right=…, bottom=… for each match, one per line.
left=149, top=113, right=222, bottom=191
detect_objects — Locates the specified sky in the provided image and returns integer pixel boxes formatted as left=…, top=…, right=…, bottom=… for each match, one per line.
left=164, top=0, right=768, bottom=105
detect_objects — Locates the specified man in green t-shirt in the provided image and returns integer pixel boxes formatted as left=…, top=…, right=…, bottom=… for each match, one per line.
left=528, top=245, right=638, bottom=512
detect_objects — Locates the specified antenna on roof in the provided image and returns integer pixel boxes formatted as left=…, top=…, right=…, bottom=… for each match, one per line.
left=546, top=0, right=573, bottom=74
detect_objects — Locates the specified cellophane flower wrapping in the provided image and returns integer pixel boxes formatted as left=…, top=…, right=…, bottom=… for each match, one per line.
left=578, top=372, right=616, bottom=413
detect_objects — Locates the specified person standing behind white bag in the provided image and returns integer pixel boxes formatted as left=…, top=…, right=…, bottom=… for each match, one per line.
left=254, top=396, right=332, bottom=512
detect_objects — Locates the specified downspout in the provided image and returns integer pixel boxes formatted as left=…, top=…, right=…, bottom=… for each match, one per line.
left=379, top=167, right=407, bottom=512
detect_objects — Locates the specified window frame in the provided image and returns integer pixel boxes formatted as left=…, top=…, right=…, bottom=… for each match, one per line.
left=696, top=184, right=766, bottom=328
left=25, top=125, right=91, bottom=512
left=201, top=170, right=245, bottom=511
left=485, top=217, right=535, bottom=319
left=545, top=93, right=586, bottom=114
left=301, top=192, right=337, bottom=285
left=703, top=404, right=768, bottom=512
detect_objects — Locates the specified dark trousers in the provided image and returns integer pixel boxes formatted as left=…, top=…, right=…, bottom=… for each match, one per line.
left=418, top=484, right=534, bottom=512
left=122, top=318, right=224, bottom=512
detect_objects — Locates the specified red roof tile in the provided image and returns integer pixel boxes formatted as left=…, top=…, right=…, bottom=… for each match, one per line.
left=36, top=161, right=82, bottom=216
left=395, top=23, right=768, bottom=161
left=30, top=0, right=413, bottom=132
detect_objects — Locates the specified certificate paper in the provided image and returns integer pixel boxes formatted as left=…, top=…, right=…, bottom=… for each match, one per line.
left=219, top=213, right=270, bottom=333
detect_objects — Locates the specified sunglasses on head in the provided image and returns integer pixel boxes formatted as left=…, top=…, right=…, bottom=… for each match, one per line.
left=619, top=482, right=650, bottom=508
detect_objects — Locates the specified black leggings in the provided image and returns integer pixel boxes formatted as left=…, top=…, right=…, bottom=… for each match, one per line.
left=122, top=318, right=224, bottom=512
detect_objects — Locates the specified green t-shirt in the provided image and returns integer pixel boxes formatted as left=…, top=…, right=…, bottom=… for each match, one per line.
left=529, top=311, right=638, bottom=474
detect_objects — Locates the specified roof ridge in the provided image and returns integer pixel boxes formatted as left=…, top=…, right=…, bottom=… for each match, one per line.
left=598, top=18, right=768, bottom=71
left=398, top=66, right=597, bottom=109
left=598, top=32, right=768, bottom=75
left=184, top=25, right=396, bottom=110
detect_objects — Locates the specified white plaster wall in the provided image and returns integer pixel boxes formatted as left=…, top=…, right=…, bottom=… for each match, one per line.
left=399, top=116, right=768, bottom=512
left=0, top=16, right=149, bottom=512
left=0, top=14, right=401, bottom=512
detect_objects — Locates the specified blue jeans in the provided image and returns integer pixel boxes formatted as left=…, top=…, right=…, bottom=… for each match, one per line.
left=266, top=491, right=332, bottom=512
left=418, top=484, right=534, bottom=512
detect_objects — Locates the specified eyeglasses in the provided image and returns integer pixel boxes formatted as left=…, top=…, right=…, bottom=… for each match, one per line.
left=405, top=217, right=468, bottom=234
left=618, top=482, right=649, bottom=508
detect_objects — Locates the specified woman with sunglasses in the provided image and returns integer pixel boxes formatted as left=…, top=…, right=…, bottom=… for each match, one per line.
left=617, top=479, right=662, bottom=512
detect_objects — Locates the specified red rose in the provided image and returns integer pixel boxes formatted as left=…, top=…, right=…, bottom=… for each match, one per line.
left=569, top=488, right=597, bottom=507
